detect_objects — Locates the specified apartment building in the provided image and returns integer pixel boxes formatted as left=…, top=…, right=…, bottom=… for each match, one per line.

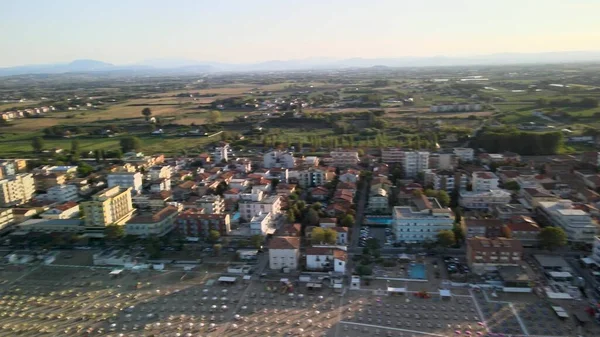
left=81, top=186, right=135, bottom=237
left=0, top=161, right=16, bottom=177
left=393, top=195, right=454, bottom=243
left=472, top=171, right=499, bottom=192
left=239, top=195, right=282, bottom=221
left=402, top=151, right=429, bottom=178
left=250, top=212, right=273, bottom=236
left=503, top=215, right=541, bottom=247
left=263, top=150, right=296, bottom=169
left=40, top=201, right=80, bottom=220
left=0, top=208, right=14, bottom=231
left=0, top=173, right=35, bottom=207
left=176, top=208, right=231, bottom=237
left=34, top=173, right=66, bottom=191
left=298, top=167, right=335, bottom=188
left=590, top=236, right=600, bottom=267
left=430, top=103, right=482, bottom=113
left=381, top=148, right=404, bottom=164
left=213, top=143, right=230, bottom=163
left=197, top=195, right=225, bottom=214
left=429, top=153, right=458, bottom=170
left=268, top=236, right=301, bottom=271
left=424, top=169, right=467, bottom=193
left=453, top=148, right=475, bottom=162
left=149, top=165, right=172, bottom=181
left=537, top=199, right=599, bottom=243
left=125, top=205, right=180, bottom=237
left=367, top=188, right=389, bottom=213
left=46, top=184, right=79, bottom=203
left=459, top=189, right=511, bottom=210
left=107, top=172, right=143, bottom=194
left=463, top=219, right=504, bottom=238
left=330, top=151, right=360, bottom=167
left=466, top=237, right=523, bottom=270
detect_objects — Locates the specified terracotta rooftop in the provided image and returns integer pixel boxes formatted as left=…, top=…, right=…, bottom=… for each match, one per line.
left=54, top=201, right=79, bottom=211
left=268, top=236, right=300, bottom=250
left=464, top=219, right=503, bottom=228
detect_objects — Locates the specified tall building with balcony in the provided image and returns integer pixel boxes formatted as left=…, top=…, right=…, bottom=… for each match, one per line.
left=213, top=143, right=230, bottom=163
left=298, top=168, right=335, bottom=188
left=424, top=169, right=467, bottom=193
left=0, top=173, right=35, bottom=207
left=393, top=195, right=454, bottom=243
left=81, top=186, right=135, bottom=237
left=197, top=195, right=225, bottom=214
left=381, top=148, right=405, bottom=164
left=149, top=165, right=172, bottom=180
left=466, top=237, right=523, bottom=271
left=330, top=151, right=360, bottom=168
left=176, top=209, right=231, bottom=237
left=453, top=148, right=475, bottom=162
left=402, top=151, right=429, bottom=178
left=46, top=184, right=79, bottom=203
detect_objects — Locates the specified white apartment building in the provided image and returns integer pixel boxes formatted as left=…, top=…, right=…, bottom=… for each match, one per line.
left=107, top=172, right=143, bottom=194
left=268, top=236, right=300, bottom=271
left=298, top=168, right=334, bottom=188
left=459, top=189, right=512, bottom=210
left=381, top=148, right=404, bottom=164
left=537, top=200, right=599, bottom=243
left=47, top=184, right=79, bottom=203
left=40, top=202, right=80, bottom=220
left=197, top=195, right=225, bottom=214
left=150, top=178, right=171, bottom=193
left=0, top=208, right=14, bottom=231
left=330, top=151, right=360, bottom=167
left=149, top=165, right=172, bottom=180
left=0, top=173, right=35, bottom=207
left=453, top=148, right=475, bottom=162
left=430, top=153, right=457, bottom=170
left=263, top=150, right=296, bottom=169
left=393, top=196, right=454, bottom=243
left=306, top=247, right=347, bottom=274
left=249, top=212, right=273, bottom=236
left=403, top=151, right=429, bottom=178
left=239, top=195, right=282, bottom=221
left=213, top=143, right=230, bottom=163
left=472, top=171, right=500, bottom=192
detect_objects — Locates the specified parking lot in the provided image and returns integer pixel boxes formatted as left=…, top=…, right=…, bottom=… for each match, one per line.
left=358, top=226, right=393, bottom=248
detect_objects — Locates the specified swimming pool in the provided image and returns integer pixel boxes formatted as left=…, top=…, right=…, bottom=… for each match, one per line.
left=408, top=263, right=426, bottom=279
left=232, top=212, right=241, bottom=222
left=364, top=216, right=393, bottom=225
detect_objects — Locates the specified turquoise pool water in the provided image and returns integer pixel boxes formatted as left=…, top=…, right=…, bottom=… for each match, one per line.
left=232, top=212, right=240, bottom=221
left=408, top=263, right=426, bottom=279
left=365, top=216, right=393, bottom=225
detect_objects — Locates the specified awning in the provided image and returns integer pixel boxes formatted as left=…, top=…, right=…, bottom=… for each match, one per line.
left=387, top=287, right=406, bottom=293
left=333, top=284, right=342, bottom=289
left=581, top=257, right=595, bottom=265
left=109, top=269, right=123, bottom=276
left=398, top=253, right=410, bottom=260
left=548, top=271, right=572, bottom=278
left=218, top=276, right=237, bottom=283
left=440, top=289, right=452, bottom=297
left=551, top=306, right=569, bottom=318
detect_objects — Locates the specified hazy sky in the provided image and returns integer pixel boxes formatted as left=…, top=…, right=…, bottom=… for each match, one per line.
left=2, top=0, right=600, bottom=67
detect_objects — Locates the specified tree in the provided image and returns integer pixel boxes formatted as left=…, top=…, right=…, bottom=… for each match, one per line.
left=341, top=214, right=355, bottom=227
left=145, top=237, right=162, bottom=259
left=503, top=181, right=521, bottom=191
left=306, top=208, right=320, bottom=226
left=538, top=227, right=567, bottom=251
left=70, top=139, right=80, bottom=154
left=213, top=243, right=222, bottom=256
left=355, top=264, right=373, bottom=276
left=250, top=235, right=263, bottom=249
left=323, top=228, right=337, bottom=245
left=31, top=137, right=45, bottom=153
left=311, top=202, right=322, bottom=210
left=452, top=223, right=465, bottom=244
left=105, top=225, right=125, bottom=241
left=365, top=238, right=380, bottom=250
left=94, top=149, right=101, bottom=162
left=454, top=207, right=462, bottom=224
left=286, top=210, right=296, bottom=223
left=208, top=230, right=221, bottom=243
left=311, top=227, right=325, bottom=244
left=270, top=178, right=280, bottom=191
left=207, top=110, right=221, bottom=124
left=436, top=230, right=456, bottom=248
left=119, top=136, right=142, bottom=153
left=77, top=163, right=94, bottom=177
left=142, top=107, right=152, bottom=120
left=436, top=190, right=450, bottom=208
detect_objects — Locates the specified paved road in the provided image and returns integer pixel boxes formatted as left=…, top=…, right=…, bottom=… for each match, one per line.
left=350, top=178, right=369, bottom=250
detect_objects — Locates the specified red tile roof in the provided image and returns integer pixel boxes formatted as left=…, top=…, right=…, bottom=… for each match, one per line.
left=269, top=236, right=300, bottom=250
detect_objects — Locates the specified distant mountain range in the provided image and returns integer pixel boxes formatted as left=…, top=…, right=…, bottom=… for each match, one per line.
left=2, top=51, right=600, bottom=76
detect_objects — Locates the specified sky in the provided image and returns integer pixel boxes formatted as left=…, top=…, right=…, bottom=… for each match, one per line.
left=2, top=0, right=600, bottom=67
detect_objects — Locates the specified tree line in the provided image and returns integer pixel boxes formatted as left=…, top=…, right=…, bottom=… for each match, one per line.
left=472, top=127, right=563, bottom=155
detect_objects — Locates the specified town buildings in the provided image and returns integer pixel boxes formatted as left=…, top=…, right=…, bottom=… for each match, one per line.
left=430, top=103, right=482, bottom=113
left=537, top=199, right=599, bottom=243
left=107, top=172, right=144, bottom=194
left=403, top=151, right=429, bottom=178
left=459, top=189, right=511, bottom=210
left=297, top=167, right=335, bottom=188
left=176, top=209, right=231, bottom=237
left=466, top=237, right=524, bottom=271
left=472, top=171, right=500, bottom=192
left=81, top=186, right=135, bottom=237
left=453, top=148, right=475, bottom=162
left=197, top=195, right=225, bottom=214
left=268, top=236, right=301, bottom=271
left=46, top=184, right=79, bottom=203
left=0, top=173, right=35, bottom=207
left=263, top=150, right=296, bottom=169
left=125, top=205, right=180, bottom=237
left=239, top=195, right=282, bottom=221
left=392, top=195, right=454, bottom=243
left=330, top=151, right=360, bottom=167
left=463, top=219, right=504, bottom=238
